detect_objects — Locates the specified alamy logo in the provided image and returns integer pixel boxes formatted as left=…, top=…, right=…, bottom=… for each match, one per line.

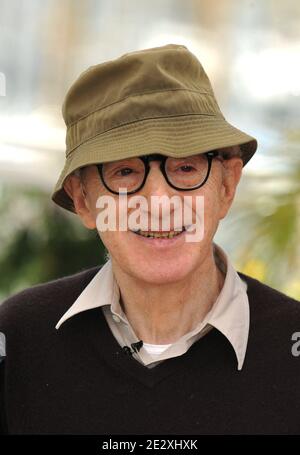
left=95, top=191, right=205, bottom=242
left=0, top=72, right=6, bottom=96
left=291, top=332, right=300, bottom=357
left=0, top=332, right=6, bottom=363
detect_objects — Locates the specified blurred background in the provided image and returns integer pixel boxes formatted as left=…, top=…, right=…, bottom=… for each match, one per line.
left=0, top=0, right=299, bottom=301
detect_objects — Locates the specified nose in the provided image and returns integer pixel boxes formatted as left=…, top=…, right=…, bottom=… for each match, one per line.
left=140, top=161, right=175, bottom=198
left=135, top=161, right=183, bottom=231
left=136, top=161, right=175, bottom=231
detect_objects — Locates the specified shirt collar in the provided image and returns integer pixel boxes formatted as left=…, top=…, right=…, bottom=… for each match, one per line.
left=55, top=259, right=121, bottom=328
left=208, top=244, right=249, bottom=370
left=55, top=243, right=249, bottom=370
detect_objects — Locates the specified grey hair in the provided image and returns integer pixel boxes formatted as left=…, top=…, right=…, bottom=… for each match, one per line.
left=104, top=249, right=111, bottom=262
left=72, top=167, right=88, bottom=198
left=73, top=168, right=82, bottom=178
left=218, top=145, right=242, bottom=159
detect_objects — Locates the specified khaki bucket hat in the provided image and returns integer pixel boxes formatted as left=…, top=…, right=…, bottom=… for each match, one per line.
left=52, top=43, right=257, bottom=212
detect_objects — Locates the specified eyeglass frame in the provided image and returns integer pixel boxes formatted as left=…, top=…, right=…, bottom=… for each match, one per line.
left=96, top=150, right=220, bottom=195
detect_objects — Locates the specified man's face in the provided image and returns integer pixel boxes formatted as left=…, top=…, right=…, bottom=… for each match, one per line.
left=64, top=150, right=243, bottom=284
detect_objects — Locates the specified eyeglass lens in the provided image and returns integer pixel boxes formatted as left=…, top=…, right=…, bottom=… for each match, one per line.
left=101, top=154, right=209, bottom=193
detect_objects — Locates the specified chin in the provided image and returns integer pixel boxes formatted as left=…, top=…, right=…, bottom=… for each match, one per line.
left=104, top=231, right=204, bottom=284
left=126, top=253, right=199, bottom=285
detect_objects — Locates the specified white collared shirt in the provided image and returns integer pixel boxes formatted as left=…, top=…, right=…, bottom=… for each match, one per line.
left=56, top=243, right=250, bottom=370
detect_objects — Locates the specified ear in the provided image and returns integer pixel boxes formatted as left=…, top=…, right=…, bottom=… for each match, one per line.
left=63, top=174, right=96, bottom=229
left=219, top=157, right=243, bottom=220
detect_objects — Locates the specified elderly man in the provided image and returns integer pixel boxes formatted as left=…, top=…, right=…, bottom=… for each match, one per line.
left=0, top=44, right=299, bottom=435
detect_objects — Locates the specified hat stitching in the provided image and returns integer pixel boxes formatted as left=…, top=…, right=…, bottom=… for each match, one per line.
left=66, top=112, right=221, bottom=157
left=66, top=87, right=215, bottom=128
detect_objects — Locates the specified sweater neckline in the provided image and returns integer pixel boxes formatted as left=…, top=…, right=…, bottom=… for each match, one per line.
left=79, top=305, right=236, bottom=388
left=58, top=271, right=254, bottom=389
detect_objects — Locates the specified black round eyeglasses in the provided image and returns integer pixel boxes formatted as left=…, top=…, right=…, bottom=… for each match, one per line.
left=96, top=151, right=220, bottom=195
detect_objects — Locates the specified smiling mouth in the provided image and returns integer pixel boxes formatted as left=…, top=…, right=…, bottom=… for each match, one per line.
left=132, top=227, right=186, bottom=239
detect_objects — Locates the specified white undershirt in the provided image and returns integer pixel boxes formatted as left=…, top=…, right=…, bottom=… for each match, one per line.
left=142, top=342, right=172, bottom=356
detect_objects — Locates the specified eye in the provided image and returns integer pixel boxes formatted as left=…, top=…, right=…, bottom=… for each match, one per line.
left=117, top=168, right=134, bottom=176
left=178, top=165, right=195, bottom=172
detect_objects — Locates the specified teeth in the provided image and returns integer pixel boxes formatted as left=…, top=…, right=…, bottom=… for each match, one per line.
left=136, top=228, right=185, bottom=239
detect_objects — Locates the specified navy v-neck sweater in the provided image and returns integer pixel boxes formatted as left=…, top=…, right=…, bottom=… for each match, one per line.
left=0, top=266, right=299, bottom=435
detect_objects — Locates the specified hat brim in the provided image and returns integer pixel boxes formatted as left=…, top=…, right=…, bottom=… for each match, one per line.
left=52, top=114, right=257, bottom=213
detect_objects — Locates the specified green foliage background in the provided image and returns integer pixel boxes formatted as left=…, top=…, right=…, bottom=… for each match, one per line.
left=0, top=185, right=106, bottom=301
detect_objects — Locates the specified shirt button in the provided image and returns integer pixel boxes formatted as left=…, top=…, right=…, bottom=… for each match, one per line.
left=112, top=314, right=121, bottom=323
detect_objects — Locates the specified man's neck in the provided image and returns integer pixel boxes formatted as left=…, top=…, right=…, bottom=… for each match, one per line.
left=111, top=248, right=225, bottom=344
